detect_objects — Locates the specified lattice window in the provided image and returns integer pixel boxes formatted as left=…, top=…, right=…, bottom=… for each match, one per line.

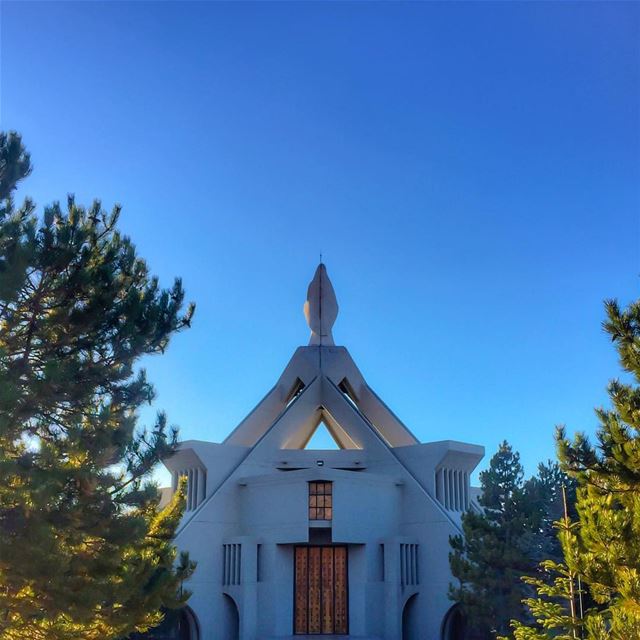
left=309, top=481, right=333, bottom=520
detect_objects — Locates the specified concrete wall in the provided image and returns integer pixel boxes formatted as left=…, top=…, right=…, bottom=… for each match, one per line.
left=159, top=344, right=484, bottom=640
left=171, top=457, right=473, bottom=639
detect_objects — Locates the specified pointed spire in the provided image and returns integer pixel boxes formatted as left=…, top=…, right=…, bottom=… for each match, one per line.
left=303, top=263, right=338, bottom=346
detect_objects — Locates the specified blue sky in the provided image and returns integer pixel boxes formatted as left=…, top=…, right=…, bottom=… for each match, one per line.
left=2, top=1, right=639, bottom=485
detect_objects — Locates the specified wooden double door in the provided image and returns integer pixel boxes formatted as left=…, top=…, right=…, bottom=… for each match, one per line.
left=294, top=546, right=348, bottom=635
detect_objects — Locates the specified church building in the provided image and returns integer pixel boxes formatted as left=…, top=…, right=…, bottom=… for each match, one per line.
left=156, top=265, right=484, bottom=640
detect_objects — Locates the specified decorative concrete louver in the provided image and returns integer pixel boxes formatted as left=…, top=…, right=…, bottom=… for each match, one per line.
left=435, top=467, right=469, bottom=511
left=400, top=544, right=419, bottom=588
left=223, top=543, right=242, bottom=586
left=173, top=467, right=207, bottom=511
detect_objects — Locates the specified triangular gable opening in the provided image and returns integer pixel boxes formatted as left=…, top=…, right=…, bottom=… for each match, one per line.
left=304, top=420, right=342, bottom=450
left=280, top=400, right=362, bottom=451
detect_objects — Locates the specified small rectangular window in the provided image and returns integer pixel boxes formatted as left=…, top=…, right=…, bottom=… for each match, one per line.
left=308, top=482, right=333, bottom=520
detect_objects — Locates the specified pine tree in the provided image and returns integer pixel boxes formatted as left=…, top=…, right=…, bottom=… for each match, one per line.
left=449, top=441, right=540, bottom=638
left=506, top=509, right=607, bottom=640
left=0, top=132, right=196, bottom=640
left=556, top=296, right=640, bottom=636
left=504, top=295, right=640, bottom=638
left=522, top=461, right=577, bottom=567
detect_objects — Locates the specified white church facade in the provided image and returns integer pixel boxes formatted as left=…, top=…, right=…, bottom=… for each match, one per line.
left=152, top=265, right=483, bottom=640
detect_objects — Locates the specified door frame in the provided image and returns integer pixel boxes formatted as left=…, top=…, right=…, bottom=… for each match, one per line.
left=293, top=544, right=349, bottom=636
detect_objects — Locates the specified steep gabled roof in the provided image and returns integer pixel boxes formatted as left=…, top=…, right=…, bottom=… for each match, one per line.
left=222, top=346, right=419, bottom=450
left=222, top=264, right=419, bottom=451
left=166, top=265, right=487, bottom=537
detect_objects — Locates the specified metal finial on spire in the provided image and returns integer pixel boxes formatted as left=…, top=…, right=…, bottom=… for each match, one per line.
left=303, top=263, right=338, bottom=346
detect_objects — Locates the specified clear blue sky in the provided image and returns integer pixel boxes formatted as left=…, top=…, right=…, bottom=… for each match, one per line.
left=2, top=1, right=639, bottom=485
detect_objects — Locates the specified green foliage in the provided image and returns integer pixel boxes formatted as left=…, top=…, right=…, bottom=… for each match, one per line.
left=504, top=295, right=640, bottom=638
left=522, top=461, right=577, bottom=567
left=450, top=442, right=537, bottom=638
left=558, top=297, right=640, bottom=635
left=450, top=444, right=576, bottom=639
left=505, top=503, right=604, bottom=640
left=0, top=132, right=196, bottom=640
left=0, top=131, right=32, bottom=202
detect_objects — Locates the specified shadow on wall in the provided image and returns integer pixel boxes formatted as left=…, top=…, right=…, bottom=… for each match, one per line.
left=402, top=593, right=418, bottom=640
left=222, top=594, right=240, bottom=640
left=441, top=604, right=467, bottom=640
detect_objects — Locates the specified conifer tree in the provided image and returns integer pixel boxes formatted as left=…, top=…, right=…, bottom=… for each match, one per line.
left=505, top=509, right=607, bottom=640
left=449, top=441, right=540, bottom=638
left=0, top=132, right=196, bottom=640
left=523, top=461, right=577, bottom=567
left=505, top=295, right=640, bottom=638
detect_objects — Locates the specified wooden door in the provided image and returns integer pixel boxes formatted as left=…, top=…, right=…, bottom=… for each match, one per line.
left=294, top=546, right=348, bottom=635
